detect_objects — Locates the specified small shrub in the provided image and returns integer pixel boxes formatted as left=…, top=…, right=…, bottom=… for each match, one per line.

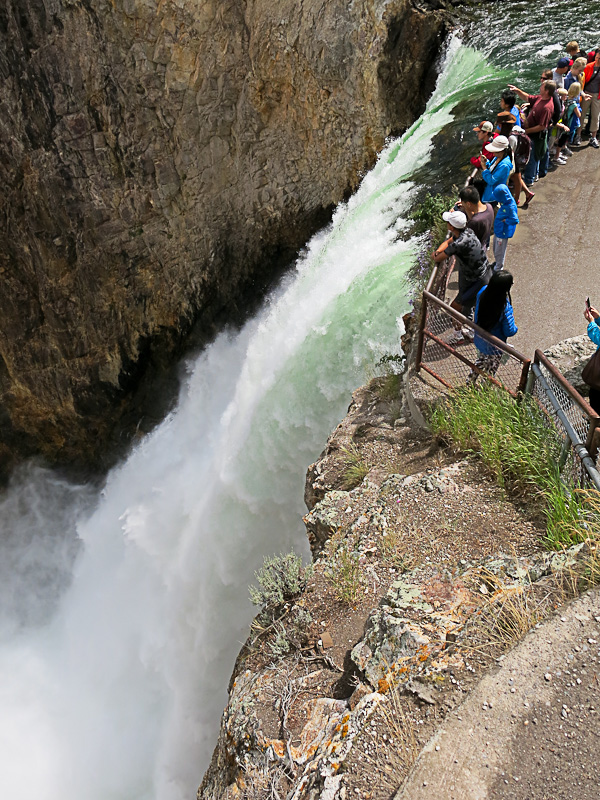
left=325, top=533, right=362, bottom=605
left=378, top=373, right=402, bottom=403
left=249, top=552, right=313, bottom=619
left=407, top=191, right=457, bottom=311
left=267, top=623, right=291, bottom=658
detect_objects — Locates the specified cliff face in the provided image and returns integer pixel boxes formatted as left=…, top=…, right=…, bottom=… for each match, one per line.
left=0, top=0, right=449, bottom=472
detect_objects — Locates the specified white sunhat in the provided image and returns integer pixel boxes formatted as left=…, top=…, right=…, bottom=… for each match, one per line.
left=442, top=210, right=467, bottom=229
left=486, top=135, right=510, bottom=153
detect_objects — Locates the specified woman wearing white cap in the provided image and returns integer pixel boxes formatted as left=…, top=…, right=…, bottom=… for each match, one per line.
left=479, top=135, right=514, bottom=203
left=433, top=209, right=491, bottom=344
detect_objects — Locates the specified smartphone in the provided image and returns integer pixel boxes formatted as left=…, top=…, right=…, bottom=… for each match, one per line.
left=586, top=297, right=591, bottom=310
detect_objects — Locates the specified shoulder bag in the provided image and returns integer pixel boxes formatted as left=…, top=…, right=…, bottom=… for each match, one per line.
left=582, top=348, right=600, bottom=391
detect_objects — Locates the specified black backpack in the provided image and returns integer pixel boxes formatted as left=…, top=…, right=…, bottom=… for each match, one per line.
left=551, top=93, right=562, bottom=126
left=512, top=130, right=531, bottom=163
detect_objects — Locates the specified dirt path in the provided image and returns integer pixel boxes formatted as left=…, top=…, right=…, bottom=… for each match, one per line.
left=507, top=145, right=600, bottom=358
left=395, top=589, right=600, bottom=800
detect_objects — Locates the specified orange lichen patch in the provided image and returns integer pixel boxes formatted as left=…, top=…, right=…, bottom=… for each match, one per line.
left=262, top=738, right=286, bottom=758
left=377, top=678, right=390, bottom=694
left=340, top=723, right=350, bottom=739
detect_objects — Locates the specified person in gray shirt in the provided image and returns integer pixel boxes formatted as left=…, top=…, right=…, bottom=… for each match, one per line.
left=433, top=209, right=491, bottom=344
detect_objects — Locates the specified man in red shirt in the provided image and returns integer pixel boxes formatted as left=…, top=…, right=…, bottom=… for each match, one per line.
left=507, top=80, right=557, bottom=186
left=582, top=50, right=600, bottom=147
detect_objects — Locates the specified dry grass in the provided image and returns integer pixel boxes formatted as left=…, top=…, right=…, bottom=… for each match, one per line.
left=378, top=686, right=420, bottom=772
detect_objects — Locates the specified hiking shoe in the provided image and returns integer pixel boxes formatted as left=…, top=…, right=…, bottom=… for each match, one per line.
left=446, top=330, right=467, bottom=346
left=590, top=137, right=600, bottom=149
left=461, top=327, right=475, bottom=342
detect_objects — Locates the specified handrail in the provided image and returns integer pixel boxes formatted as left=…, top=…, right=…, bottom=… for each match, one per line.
left=424, top=262, right=439, bottom=294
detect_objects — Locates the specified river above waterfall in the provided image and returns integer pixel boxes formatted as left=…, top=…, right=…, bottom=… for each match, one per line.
left=1, top=7, right=600, bottom=799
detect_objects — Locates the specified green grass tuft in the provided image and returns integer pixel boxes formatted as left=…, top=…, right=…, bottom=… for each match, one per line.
left=428, top=384, right=596, bottom=549
left=340, top=443, right=370, bottom=490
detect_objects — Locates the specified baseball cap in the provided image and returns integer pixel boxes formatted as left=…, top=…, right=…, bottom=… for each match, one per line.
left=557, top=57, right=570, bottom=69
left=442, top=210, right=467, bottom=229
left=473, top=120, right=494, bottom=132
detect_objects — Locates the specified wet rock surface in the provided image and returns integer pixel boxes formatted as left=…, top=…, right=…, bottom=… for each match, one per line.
left=0, top=0, right=450, bottom=474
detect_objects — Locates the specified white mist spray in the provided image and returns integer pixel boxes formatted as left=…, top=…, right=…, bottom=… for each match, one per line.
left=0, top=38, right=490, bottom=800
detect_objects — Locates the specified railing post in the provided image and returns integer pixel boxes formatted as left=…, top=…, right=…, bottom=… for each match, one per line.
left=517, top=360, right=531, bottom=396
left=415, top=292, right=427, bottom=372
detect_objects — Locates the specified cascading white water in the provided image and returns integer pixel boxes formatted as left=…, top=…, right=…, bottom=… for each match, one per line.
left=0, top=38, right=494, bottom=800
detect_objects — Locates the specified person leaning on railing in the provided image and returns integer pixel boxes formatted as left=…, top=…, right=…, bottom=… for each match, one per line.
left=432, top=209, right=491, bottom=346
left=583, top=303, right=600, bottom=413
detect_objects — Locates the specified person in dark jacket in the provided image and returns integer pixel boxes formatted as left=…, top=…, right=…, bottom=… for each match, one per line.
left=491, top=184, right=519, bottom=271
left=467, top=270, right=517, bottom=384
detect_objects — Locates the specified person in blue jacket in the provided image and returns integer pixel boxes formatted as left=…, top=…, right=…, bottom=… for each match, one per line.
left=491, top=184, right=519, bottom=271
left=467, top=270, right=518, bottom=384
left=584, top=302, right=600, bottom=414
left=479, top=135, right=513, bottom=204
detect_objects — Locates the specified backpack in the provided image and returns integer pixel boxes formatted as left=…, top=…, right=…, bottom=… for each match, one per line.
left=562, top=99, right=578, bottom=131
left=551, top=93, right=562, bottom=125
left=511, top=130, right=531, bottom=164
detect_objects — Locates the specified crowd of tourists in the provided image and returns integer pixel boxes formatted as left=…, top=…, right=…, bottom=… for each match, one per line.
left=431, top=40, right=600, bottom=410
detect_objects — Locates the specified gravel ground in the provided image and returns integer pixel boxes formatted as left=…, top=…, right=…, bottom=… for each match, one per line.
left=396, top=591, right=600, bottom=800
left=490, top=611, right=600, bottom=800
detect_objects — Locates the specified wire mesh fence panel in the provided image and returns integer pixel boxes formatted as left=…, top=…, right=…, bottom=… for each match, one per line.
left=418, top=292, right=529, bottom=396
left=529, top=352, right=600, bottom=489
left=530, top=376, right=591, bottom=488
left=533, top=357, right=592, bottom=444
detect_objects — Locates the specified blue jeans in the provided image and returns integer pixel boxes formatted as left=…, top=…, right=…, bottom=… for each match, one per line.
left=523, top=152, right=538, bottom=186
left=539, top=147, right=550, bottom=178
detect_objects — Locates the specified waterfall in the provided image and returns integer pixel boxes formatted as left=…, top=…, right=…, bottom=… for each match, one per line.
left=0, top=38, right=494, bottom=800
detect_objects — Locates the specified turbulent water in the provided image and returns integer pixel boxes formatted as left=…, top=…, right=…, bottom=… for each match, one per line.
left=1, top=10, right=600, bottom=800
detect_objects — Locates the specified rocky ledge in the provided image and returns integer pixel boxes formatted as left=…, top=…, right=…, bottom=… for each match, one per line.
left=198, top=371, right=597, bottom=800
left=0, top=0, right=452, bottom=475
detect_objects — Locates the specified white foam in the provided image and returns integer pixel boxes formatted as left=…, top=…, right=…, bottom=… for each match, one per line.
left=0, top=36, right=488, bottom=800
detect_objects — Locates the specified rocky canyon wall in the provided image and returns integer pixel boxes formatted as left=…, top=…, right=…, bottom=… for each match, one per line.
left=0, top=0, right=450, bottom=474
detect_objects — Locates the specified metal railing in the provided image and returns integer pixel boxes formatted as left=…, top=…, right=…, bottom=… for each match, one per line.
left=416, top=289, right=530, bottom=397
left=424, top=257, right=455, bottom=301
left=528, top=350, right=600, bottom=490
